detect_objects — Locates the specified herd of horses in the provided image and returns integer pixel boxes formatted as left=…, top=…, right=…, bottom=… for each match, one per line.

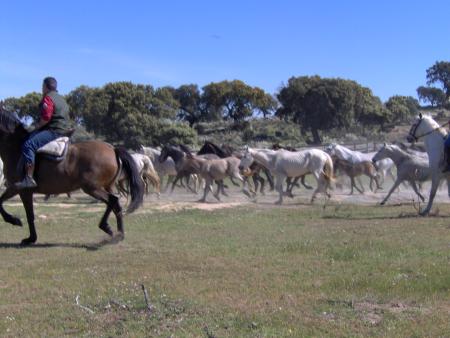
left=0, top=106, right=447, bottom=244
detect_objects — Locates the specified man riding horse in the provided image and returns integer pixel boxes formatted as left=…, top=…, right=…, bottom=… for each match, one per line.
left=15, top=77, right=72, bottom=189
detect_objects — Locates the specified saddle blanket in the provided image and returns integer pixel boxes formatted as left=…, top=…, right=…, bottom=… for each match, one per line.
left=36, top=137, right=69, bottom=157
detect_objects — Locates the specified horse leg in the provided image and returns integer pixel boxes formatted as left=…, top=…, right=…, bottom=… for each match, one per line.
left=170, top=175, right=182, bottom=193
left=219, top=180, right=229, bottom=197
left=356, top=176, right=365, bottom=193
left=275, top=174, right=285, bottom=205
left=243, top=177, right=255, bottom=197
left=19, top=191, right=37, bottom=245
left=186, top=175, right=198, bottom=194
left=198, top=178, right=212, bottom=203
left=285, top=177, right=293, bottom=197
left=251, top=175, right=260, bottom=194
left=108, top=193, right=124, bottom=237
left=410, top=180, right=425, bottom=202
left=230, top=177, right=240, bottom=187
left=82, top=187, right=116, bottom=237
left=310, top=178, right=321, bottom=204
left=372, top=172, right=382, bottom=190
left=380, top=179, right=402, bottom=205
left=301, top=175, right=313, bottom=190
left=213, top=181, right=222, bottom=201
left=258, top=175, right=265, bottom=195
left=351, top=177, right=364, bottom=194
left=0, top=187, right=22, bottom=226
left=264, top=168, right=275, bottom=191
left=162, top=176, right=170, bottom=193
left=421, top=175, right=440, bottom=216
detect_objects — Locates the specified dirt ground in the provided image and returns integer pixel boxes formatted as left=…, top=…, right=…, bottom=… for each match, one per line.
left=4, top=175, right=450, bottom=214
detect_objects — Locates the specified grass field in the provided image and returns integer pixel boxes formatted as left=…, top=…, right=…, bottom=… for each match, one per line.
left=0, top=194, right=450, bottom=337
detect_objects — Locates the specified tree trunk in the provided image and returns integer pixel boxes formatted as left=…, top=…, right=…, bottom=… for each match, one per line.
left=311, top=128, right=322, bottom=145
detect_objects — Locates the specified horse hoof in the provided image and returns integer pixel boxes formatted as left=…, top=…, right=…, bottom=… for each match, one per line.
left=197, top=199, right=206, bottom=203
left=99, top=223, right=113, bottom=236
left=21, top=237, right=36, bottom=246
left=11, top=217, right=23, bottom=227
left=275, top=200, right=282, bottom=205
left=380, top=202, right=385, bottom=206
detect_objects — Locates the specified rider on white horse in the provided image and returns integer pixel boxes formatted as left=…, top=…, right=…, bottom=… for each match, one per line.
left=443, top=127, right=450, bottom=172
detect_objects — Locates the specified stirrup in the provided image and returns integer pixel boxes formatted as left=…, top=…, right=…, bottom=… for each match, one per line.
left=14, top=177, right=37, bottom=189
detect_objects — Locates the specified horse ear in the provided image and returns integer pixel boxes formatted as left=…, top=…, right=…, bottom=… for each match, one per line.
left=419, top=113, right=423, bottom=119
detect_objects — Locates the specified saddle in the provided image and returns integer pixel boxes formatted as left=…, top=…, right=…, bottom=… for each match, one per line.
left=36, top=129, right=75, bottom=162
left=37, top=137, right=70, bottom=161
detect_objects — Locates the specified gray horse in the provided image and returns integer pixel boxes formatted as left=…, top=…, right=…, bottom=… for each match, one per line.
left=372, top=144, right=430, bottom=204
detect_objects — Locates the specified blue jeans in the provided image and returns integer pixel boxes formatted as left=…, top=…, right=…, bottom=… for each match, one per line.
left=445, top=135, right=450, bottom=147
left=22, top=130, right=60, bottom=165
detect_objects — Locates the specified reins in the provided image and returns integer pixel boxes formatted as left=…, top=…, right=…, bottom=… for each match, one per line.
left=410, top=120, right=449, bottom=141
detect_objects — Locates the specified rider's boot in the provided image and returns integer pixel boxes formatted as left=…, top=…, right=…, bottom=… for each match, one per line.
left=15, top=163, right=37, bottom=189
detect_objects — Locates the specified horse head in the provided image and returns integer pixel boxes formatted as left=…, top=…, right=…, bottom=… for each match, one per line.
left=238, top=146, right=254, bottom=171
left=372, top=143, right=390, bottom=163
left=407, top=113, right=440, bottom=143
left=158, top=145, right=171, bottom=163
left=0, top=108, right=25, bottom=136
left=324, top=143, right=337, bottom=155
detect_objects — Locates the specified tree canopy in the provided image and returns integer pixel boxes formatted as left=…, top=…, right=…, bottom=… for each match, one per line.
left=276, top=76, right=386, bottom=144
left=2, top=62, right=446, bottom=148
left=385, top=95, right=420, bottom=123
left=416, top=61, right=450, bottom=108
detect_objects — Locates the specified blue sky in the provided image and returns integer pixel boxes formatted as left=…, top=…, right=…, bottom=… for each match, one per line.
left=1, top=0, right=449, bottom=102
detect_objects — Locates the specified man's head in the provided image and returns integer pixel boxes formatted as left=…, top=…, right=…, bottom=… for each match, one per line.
left=42, top=77, right=57, bottom=94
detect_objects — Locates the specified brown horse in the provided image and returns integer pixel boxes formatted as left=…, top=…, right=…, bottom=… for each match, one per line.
left=0, top=109, right=144, bottom=245
left=333, top=157, right=381, bottom=194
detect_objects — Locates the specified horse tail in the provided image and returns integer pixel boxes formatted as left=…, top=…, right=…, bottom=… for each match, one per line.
left=322, top=156, right=335, bottom=184
left=144, top=166, right=161, bottom=193
left=115, top=147, right=145, bottom=213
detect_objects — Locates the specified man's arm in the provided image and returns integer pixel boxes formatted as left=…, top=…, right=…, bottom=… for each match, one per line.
left=34, top=96, right=54, bottom=130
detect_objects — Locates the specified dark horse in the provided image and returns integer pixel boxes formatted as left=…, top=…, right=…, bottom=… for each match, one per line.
left=0, top=109, right=144, bottom=245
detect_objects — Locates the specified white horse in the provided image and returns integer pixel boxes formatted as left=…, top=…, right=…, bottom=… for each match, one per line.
left=139, top=145, right=181, bottom=192
left=117, top=153, right=160, bottom=197
left=239, top=147, right=333, bottom=204
left=407, top=113, right=450, bottom=215
left=131, top=153, right=160, bottom=195
left=326, top=143, right=395, bottom=186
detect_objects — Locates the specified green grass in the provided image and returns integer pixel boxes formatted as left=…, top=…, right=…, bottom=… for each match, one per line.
left=0, top=199, right=450, bottom=337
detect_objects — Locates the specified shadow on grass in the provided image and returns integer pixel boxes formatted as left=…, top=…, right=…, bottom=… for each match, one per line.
left=0, top=236, right=123, bottom=251
left=322, top=213, right=448, bottom=220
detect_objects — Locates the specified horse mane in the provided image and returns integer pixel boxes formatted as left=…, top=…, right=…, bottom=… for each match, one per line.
left=272, top=143, right=297, bottom=152
left=197, top=141, right=223, bottom=157
left=0, top=107, right=23, bottom=134
left=221, top=144, right=235, bottom=156
left=178, top=144, right=194, bottom=158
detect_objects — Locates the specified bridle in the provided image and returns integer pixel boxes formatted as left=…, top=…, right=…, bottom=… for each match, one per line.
left=408, top=116, right=449, bottom=142
left=408, top=117, right=423, bottom=142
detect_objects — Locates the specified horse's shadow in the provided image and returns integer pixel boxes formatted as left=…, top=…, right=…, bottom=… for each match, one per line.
left=321, top=213, right=449, bottom=220
left=0, top=236, right=123, bottom=251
